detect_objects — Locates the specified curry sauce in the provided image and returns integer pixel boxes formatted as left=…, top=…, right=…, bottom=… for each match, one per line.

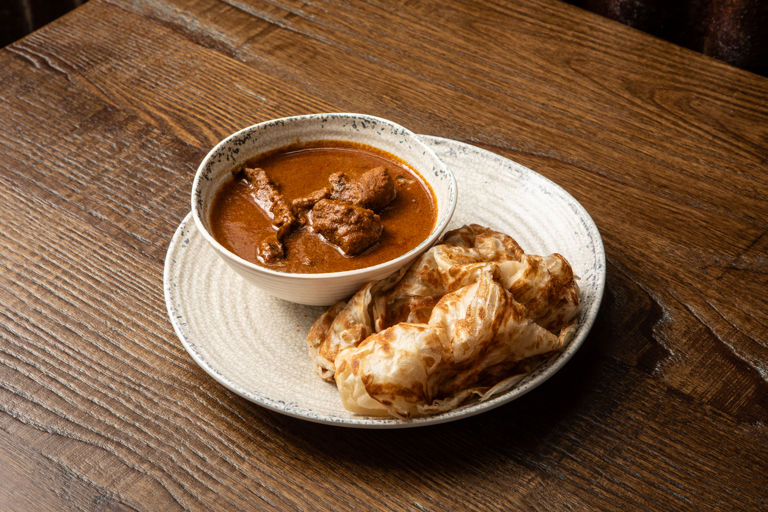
left=210, top=140, right=437, bottom=273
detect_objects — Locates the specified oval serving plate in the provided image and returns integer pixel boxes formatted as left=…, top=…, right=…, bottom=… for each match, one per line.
left=163, top=135, right=605, bottom=428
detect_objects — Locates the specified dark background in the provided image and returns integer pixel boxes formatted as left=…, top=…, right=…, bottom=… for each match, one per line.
left=1, top=0, right=85, bottom=49
left=563, top=0, right=767, bottom=77
left=1, top=0, right=766, bottom=77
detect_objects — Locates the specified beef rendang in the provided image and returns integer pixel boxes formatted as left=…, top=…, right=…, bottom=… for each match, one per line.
left=210, top=140, right=437, bottom=273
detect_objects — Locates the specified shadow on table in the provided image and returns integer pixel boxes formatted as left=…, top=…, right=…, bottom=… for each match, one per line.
left=265, top=346, right=604, bottom=485
left=261, top=263, right=662, bottom=482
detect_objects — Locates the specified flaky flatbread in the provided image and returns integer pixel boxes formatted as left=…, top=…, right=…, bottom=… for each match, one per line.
left=306, top=224, right=580, bottom=418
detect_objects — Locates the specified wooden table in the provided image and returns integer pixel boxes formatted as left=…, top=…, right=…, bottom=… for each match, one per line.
left=1, top=0, right=766, bottom=510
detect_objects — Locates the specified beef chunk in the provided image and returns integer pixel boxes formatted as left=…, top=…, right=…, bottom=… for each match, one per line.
left=257, top=233, right=284, bottom=263
left=329, top=166, right=396, bottom=211
left=311, top=199, right=383, bottom=255
left=291, top=187, right=330, bottom=221
left=242, top=167, right=296, bottom=263
left=243, top=167, right=295, bottom=235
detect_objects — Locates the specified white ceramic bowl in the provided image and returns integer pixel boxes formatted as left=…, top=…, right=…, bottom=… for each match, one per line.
left=191, top=113, right=457, bottom=306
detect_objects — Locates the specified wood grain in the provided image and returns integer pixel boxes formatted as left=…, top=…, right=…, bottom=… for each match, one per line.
left=0, top=0, right=766, bottom=510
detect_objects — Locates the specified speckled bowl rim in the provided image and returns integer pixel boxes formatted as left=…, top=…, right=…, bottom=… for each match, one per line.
left=190, top=113, right=457, bottom=280
left=166, top=135, right=606, bottom=429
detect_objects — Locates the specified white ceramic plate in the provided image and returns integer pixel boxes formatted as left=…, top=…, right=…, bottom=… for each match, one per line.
left=164, top=136, right=605, bottom=428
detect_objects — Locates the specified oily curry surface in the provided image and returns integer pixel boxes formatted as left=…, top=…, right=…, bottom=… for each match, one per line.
left=210, top=141, right=437, bottom=273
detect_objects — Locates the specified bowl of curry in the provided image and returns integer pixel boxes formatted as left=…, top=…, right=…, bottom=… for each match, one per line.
left=191, top=113, right=457, bottom=305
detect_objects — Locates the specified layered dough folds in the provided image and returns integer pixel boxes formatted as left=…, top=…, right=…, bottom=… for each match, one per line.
left=306, top=224, right=580, bottom=418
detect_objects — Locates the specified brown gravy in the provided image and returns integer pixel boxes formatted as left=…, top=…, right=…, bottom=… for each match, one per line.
left=210, top=140, right=437, bottom=273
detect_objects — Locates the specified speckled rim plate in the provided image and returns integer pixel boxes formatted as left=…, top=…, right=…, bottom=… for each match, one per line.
left=164, top=136, right=605, bottom=428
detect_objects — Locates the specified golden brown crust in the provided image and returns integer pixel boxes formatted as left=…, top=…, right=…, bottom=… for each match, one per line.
left=305, top=224, right=581, bottom=417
